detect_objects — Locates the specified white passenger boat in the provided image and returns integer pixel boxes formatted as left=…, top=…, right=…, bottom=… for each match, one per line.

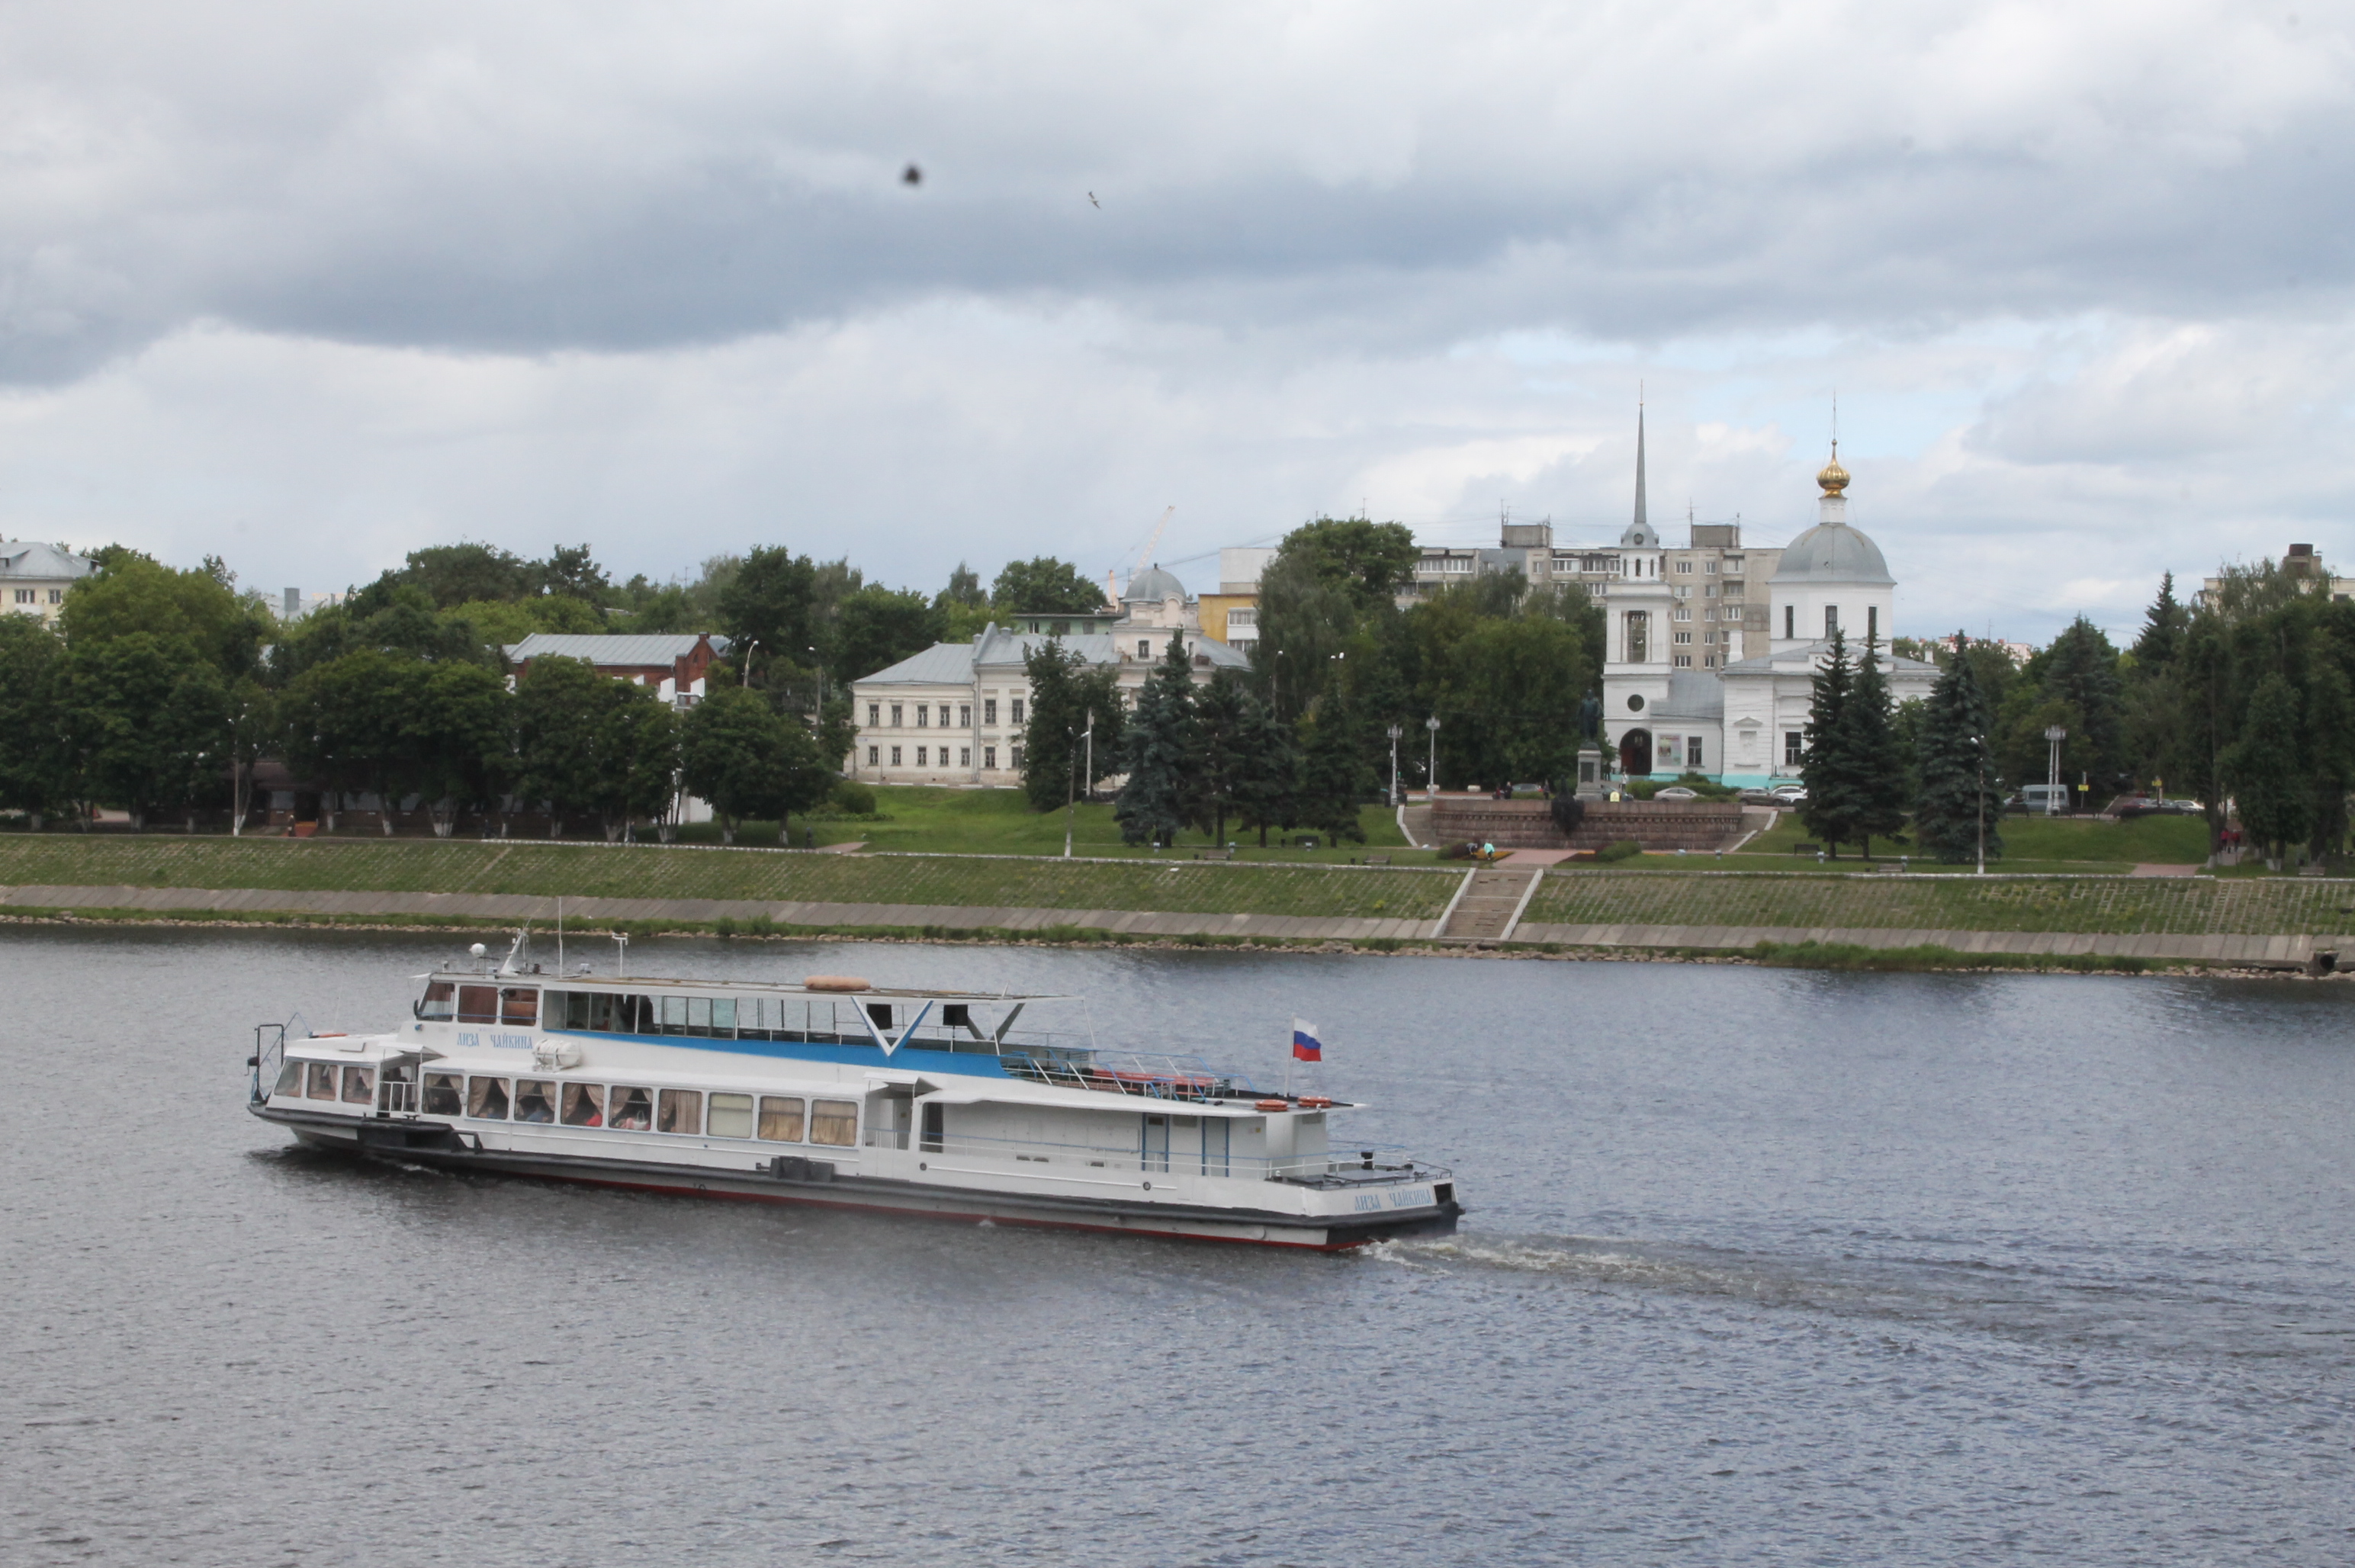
left=248, top=937, right=1462, bottom=1250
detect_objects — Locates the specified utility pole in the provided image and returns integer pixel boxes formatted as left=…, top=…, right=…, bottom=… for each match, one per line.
left=1975, top=732, right=1987, bottom=876
left=1063, top=723, right=1078, bottom=858
left=1386, top=723, right=1402, bottom=806
left=1425, top=715, right=1441, bottom=797
left=2045, top=725, right=2067, bottom=815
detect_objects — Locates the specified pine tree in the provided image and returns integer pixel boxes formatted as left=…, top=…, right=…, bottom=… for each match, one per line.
left=1914, top=630, right=2001, bottom=863
left=1839, top=635, right=1908, bottom=856
left=1189, top=672, right=1251, bottom=846
left=1295, top=699, right=1371, bottom=843
left=1113, top=634, right=1197, bottom=846
left=1232, top=688, right=1300, bottom=848
left=1797, top=628, right=1859, bottom=855
left=2132, top=572, right=2186, bottom=668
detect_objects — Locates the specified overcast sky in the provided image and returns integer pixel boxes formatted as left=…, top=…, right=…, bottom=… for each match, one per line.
left=2, top=0, right=2349, bottom=642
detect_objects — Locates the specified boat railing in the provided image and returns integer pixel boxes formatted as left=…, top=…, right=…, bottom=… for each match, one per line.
left=997, top=1049, right=1257, bottom=1102
left=903, top=1129, right=1444, bottom=1187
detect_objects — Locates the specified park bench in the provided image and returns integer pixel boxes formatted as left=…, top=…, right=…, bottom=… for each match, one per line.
left=1195, top=849, right=1235, bottom=861
left=1353, top=854, right=1392, bottom=866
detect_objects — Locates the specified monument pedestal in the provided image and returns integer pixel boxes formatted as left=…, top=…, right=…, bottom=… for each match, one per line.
left=1574, top=744, right=1606, bottom=801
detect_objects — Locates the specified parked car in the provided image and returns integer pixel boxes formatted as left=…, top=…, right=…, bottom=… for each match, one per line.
left=1655, top=786, right=1699, bottom=800
left=2164, top=798, right=2205, bottom=815
left=1738, top=789, right=1785, bottom=806
left=1770, top=783, right=1808, bottom=804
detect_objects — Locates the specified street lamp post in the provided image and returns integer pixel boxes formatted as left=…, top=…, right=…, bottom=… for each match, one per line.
left=1386, top=724, right=1402, bottom=806
left=2044, top=725, right=2067, bottom=816
left=1425, top=715, right=1441, bottom=797
left=1063, top=723, right=1078, bottom=859
left=740, top=639, right=761, bottom=686
left=1974, top=733, right=1987, bottom=876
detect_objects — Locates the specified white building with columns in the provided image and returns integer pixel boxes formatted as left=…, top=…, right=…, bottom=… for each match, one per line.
left=1602, top=445, right=1938, bottom=788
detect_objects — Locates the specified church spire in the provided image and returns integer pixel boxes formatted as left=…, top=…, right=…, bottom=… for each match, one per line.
left=1633, top=400, right=1648, bottom=533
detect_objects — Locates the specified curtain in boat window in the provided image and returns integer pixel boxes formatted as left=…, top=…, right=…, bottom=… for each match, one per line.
left=561, top=1084, right=606, bottom=1127
left=513, top=1080, right=557, bottom=1123
left=457, top=985, right=497, bottom=1023
left=467, top=1077, right=511, bottom=1119
left=306, top=1063, right=337, bottom=1100
left=809, top=1100, right=858, bottom=1147
left=423, top=1073, right=463, bottom=1115
left=499, top=988, right=539, bottom=1026
left=657, top=1090, right=702, bottom=1134
left=606, top=1086, right=654, bottom=1130
left=758, top=1097, right=805, bottom=1142
left=340, top=1065, right=374, bottom=1104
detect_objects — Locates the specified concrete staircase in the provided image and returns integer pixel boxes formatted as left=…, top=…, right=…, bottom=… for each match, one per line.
left=1436, top=867, right=1542, bottom=942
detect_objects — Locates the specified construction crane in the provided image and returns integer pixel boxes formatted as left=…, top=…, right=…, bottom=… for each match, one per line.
left=1106, top=505, right=1176, bottom=606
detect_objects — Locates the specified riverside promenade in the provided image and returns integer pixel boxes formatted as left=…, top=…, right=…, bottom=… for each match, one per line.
left=3, top=880, right=2339, bottom=968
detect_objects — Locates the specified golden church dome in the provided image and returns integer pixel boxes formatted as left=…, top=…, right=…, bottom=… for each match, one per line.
left=1816, top=445, right=1849, bottom=496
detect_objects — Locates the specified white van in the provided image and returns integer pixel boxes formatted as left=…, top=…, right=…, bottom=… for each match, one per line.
left=2014, top=784, right=2070, bottom=813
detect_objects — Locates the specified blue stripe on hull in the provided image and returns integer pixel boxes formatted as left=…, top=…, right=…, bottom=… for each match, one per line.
left=544, top=1029, right=1014, bottom=1077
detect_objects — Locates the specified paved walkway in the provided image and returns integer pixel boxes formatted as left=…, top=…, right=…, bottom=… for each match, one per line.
left=0, top=882, right=2331, bottom=967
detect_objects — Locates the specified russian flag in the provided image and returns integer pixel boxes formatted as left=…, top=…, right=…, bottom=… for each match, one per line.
left=1292, top=1017, right=1323, bottom=1062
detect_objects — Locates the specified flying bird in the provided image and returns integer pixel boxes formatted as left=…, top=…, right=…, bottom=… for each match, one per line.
left=1088, top=191, right=1099, bottom=207
left=902, top=163, right=922, bottom=186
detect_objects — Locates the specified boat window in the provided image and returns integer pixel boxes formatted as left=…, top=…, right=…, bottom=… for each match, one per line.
left=273, top=1061, right=304, bottom=1097
left=561, top=1084, right=605, bottom=1127
left=686, top=996, right=714, bottom=1036
left=467, top=1077, right=511, bottom=1119
left=737, top=998, right=770, bottom=1040
left=707, top=1093, right=753, bottom=1138
left=711, top=998, right=737, bottom=1034
left=660, top=996, right=689, bottom=1035
left=457, top=985, right=498, bottom=1023
left=757, top=1097, right=805, bottom=1141
left=341, top=1065, right=374, bottom=1104
left=423, top=1073, right=463, bottom=1115
left=657, top=1090, right=702, bottom=1135
left=305, top=1062, right=337, bottom=1099
left=607, top=1086, right=654, bottom=1130
left=513, top=1079, right=557, bottom=1123
left=500, top=988, right=539, bottom=1027
left=809, top=1099, right=858, bottom=1147
left=416, top=981, right=455, bottom=1021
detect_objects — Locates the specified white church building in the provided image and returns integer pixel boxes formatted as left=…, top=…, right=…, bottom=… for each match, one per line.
left=1602, top=442, right=1938, bottom=789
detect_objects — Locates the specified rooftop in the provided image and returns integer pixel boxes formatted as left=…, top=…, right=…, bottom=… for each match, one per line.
left=0, top=540, right=95, bottom=580
left=504, top=632, right=730, bottom=664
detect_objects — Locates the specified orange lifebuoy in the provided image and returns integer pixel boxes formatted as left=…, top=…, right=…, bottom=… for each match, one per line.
left=1253, top=1098, right=1290, bottom=1112
left=803, top=975, right=872, bottom=992
left=1299, top=1094, right=1334, bottom=1109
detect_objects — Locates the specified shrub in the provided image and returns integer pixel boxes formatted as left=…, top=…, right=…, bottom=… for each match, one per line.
left=832, top=779, right=877, bottom=816
left=1594, top=839, right=1643, bottom=863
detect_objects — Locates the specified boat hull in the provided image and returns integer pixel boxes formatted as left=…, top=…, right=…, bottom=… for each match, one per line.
left=264, top=1106, right=1460, bottom=1252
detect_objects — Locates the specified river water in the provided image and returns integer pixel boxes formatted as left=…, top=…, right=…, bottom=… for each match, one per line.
left=4, top=927, right=2351, bottom=1565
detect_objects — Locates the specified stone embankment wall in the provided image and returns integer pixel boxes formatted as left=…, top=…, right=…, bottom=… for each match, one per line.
left=1431, top=796, right=1743, bottom=852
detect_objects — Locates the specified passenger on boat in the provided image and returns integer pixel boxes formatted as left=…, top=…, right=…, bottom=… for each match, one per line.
left=608, top=1087, right=653, bottom=1130
left=515, top=1081, right=557, bottom=1123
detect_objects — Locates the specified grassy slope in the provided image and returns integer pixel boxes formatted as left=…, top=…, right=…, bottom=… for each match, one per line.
left=1523, top=869, right=2355, bottom=936
left=0, top=835, right=1457, bottom=920
left=1711, top=809, right=2210, bottom=872
left=806, top=788, right=1408, bottom=861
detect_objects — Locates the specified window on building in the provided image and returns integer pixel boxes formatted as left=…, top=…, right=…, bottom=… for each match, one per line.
left=1824, top=606, right=1839, bottom=638
left=1138, top=640, right=1151, bottom=658
left=1704, top=655, right=1720, bottom=669
left=1700, top=630, right=1714, bottom=644
left=1687, top=737, right=1704, bottom=767
left=915, top=746, right=927, bottom=766
left=1624, top=611, right=1648, bottom=663
left=890, top=704, right=903, bottom=727
left=915, top=705, right=927, bottom=728
left=1705, top=560, right=1718, bottom=574
left=866, top=746, right=878, bottom=766
left=958, top=705, right=970, bottom=727
left=959, top=747, right=971, bottom=766
left=1010, top=699, right=1024, bottom=724
left=1726, top=557, right=1743, bottom=573
left=984, top=746, right=997, bottom=770
left=11, top=589, right=30, bottom=604
left=1673, top=654, right=1693, bottom=667
left=984, top=699, right=998, bottom=725
left=1785, top=731, right=1805, bottom=766
left=867, top=703, right=879, bottom=726
left=1784, top=606, right=1795, bottom=639
left=1675, top=559, right=1692, bottom=573
left=45, top=588, right=61, bottom=603
left=890, top=746, right=901, bottom=766
left=1674, top=631, right=1692, bottom=644
left=1868, top=606, right=1878, bottom=640
left=1010, top=744, right=1024, bottom=770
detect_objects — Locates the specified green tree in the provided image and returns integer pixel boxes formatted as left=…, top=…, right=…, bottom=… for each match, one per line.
left=1115, top=635, right=1197, bottom=846
left=1433, top=612, right=1594, bottom=789
left=1274, top=517, right=1419, bottom=612
left=65, top=633, right=226, bottom=830
left=1230, top=687, right=1301, bottom=847
left=223, top=677, right=278, bottom=836
left=397, top=541, right=536, bottom=606
left=716, top=546, right=818, bottom=689
left=1913, top=630, right=2003, bottom=863
left=514, top=657, right=611, bottom=837
left=1188, top=672, right=1254, bottom=845
left=991, top=557, right=1107, bottom=615
left=1797, top=628, right=1862, bottom=855
left=538, top=543, right=612, bottom=606
left=2019, top=616, right=2125, bottom=791
left=278, top=648, right=417, bottom=834
left=1293, top=699, right=1371, bottom=843
left=1838, top=635, right=1908, bottom=856
left=593, top=686, right=680, bottom=842
left=2133, top=571, right=2187, bottom=668
left=0, top=617, right=71, bottom=827
left=60, top=552, right=268, bottom=680
left=834, top=586, right=944, bottom=683
left=2226, top=673, right=2308, bottom=863
left=1020, top=643, right=1126, bottom=813
left=680, top=685, right=831, bottom=843
left=406, top=663, right=513, bottom=837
